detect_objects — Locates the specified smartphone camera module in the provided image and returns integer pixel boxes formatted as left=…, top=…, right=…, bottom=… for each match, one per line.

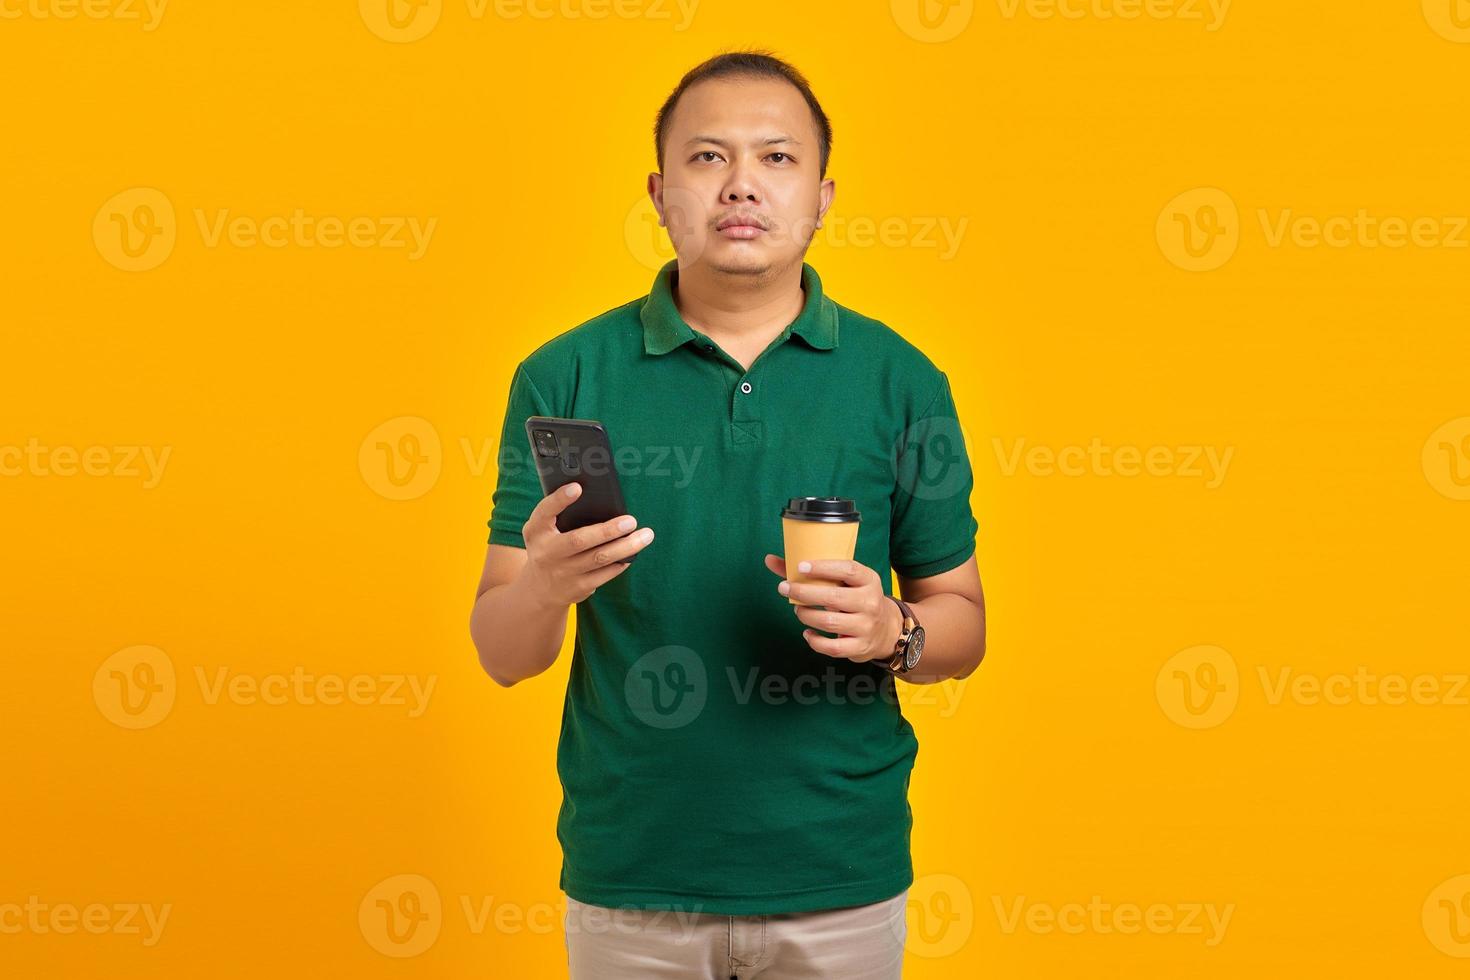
left=533, top=429, right=560, bottom=458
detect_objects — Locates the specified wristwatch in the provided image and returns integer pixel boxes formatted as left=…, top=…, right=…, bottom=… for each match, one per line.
left=876, top=596, right=925, bottom=674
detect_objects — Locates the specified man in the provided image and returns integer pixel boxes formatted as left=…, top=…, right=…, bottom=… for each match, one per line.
left=470, top=50, right=986, bottom=979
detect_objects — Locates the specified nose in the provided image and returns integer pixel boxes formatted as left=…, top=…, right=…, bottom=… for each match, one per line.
left=721, top=159, right=762, bottom=205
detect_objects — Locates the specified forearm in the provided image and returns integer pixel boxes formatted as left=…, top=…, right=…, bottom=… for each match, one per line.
left=470, top=571, right=570, bottom=687
left=897, top=591, right=985, bottom=685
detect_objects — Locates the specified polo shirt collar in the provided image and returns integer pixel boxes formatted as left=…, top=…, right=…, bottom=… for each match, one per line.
left=641, top=259, right=839, bottom=356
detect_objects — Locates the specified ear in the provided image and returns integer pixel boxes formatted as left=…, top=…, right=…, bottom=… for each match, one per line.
left=816, top=177, right=835, bottom=228
left=648, top=172, right=666, bottom=226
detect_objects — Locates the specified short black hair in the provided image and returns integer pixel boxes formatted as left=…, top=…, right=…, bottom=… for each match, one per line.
left=653, top=50, right=833, bottom=179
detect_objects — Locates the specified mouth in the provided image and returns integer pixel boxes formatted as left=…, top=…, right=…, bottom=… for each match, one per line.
left=716, top=215, right=768, bottom=240
left=714, top=223, right=764, bottom=240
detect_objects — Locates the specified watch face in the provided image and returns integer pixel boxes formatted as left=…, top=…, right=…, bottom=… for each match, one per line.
left=905, top=627, right=925, bottom=670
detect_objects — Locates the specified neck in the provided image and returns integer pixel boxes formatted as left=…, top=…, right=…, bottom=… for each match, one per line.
left=671, top=259, right=807, bottom=347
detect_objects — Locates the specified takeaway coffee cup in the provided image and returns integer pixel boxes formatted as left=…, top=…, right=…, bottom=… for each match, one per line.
left=781, top=497, right=860, bottom=606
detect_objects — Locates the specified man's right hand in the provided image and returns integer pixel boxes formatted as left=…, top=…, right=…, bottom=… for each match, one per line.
left=521, top=482, right=655, bottom=606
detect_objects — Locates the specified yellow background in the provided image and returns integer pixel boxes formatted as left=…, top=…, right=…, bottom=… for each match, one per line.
left=4, top=0, right=1469, bottom=976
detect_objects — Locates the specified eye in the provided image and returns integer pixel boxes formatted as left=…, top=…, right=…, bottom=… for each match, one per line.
left=769, top=152, right=792, bottom=164
left=693, top=151, right=722, bottom=163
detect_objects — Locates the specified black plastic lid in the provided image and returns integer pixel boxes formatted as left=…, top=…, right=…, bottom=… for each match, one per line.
left=781, top=496, right=860, bottom=523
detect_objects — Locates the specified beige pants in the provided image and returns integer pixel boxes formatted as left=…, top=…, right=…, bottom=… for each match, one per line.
left=563, top=889, right=908, bottom=979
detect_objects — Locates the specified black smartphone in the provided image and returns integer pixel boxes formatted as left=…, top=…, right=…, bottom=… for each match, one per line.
left=524, top=416, right=636, bottom=562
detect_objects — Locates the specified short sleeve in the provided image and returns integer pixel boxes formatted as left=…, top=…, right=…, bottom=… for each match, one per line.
left=486, top=363, right=554, bottom=548
left=889, top=371, right=979, bottom=578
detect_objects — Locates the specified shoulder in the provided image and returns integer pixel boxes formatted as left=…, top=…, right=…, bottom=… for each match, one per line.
left=515, top=296, right=643, bottom=384
left=829, top=297, right=951, bottom=410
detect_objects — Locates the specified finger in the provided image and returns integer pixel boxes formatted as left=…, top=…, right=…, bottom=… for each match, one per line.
left=525, top=482, right=585, bottom=546
left=801, top=629, right=868, bottom=661
left=574, top=526, right=655, bottom=572
left=764, top=553, right=787, bottom=577
left=783, top=580, right=865, bottom=612
left=793, top=604, right=865, bottom=637
left=797, top=559, right=874, bottom=587
left=580, top=556, right=634, bottom=592
left=558, top=511, right=643, bottom=560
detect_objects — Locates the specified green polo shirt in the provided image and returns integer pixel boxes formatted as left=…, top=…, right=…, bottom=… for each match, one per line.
left=486, top=258, right=978, bottom=916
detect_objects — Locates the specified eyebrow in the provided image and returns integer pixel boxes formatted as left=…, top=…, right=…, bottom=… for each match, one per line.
left=685, top=134, right=803, bottom=148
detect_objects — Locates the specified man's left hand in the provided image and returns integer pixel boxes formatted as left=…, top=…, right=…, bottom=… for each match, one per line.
left=763, top=554, right=901, bottom=664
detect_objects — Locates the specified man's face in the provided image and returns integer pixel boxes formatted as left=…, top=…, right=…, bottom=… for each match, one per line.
left=650, top=76, right=834, bottom=280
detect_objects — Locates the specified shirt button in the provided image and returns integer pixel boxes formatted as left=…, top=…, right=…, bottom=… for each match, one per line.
left=703, top=343, right=715, bottom=352
left=740, top=381, right=752, bottom=394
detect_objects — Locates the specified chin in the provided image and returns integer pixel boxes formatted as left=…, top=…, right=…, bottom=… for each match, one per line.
left=708, top=246, right=777, bottom=277
left=711, top=256, right=765, bottom=272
